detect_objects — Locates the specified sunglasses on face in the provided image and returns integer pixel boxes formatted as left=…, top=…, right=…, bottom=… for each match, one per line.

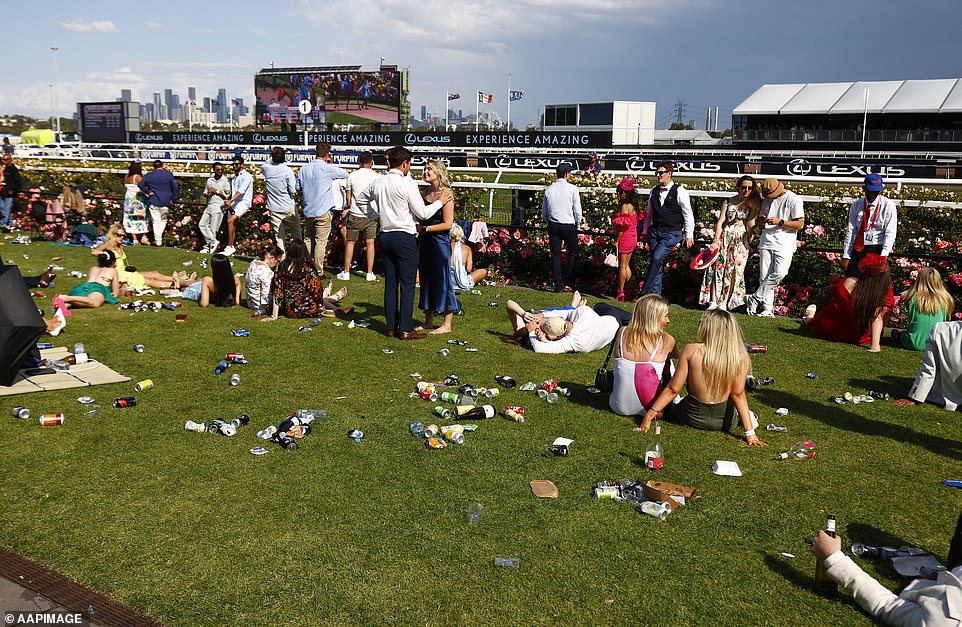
left=655, top=170, right=668, bottom=176
left=740, top=185, right=754, bottom=190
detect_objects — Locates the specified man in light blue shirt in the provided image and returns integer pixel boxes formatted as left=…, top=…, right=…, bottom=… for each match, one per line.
left=223, top=156, right=254, bottom=256
left=261, top=146, right=300, bottom=251
left=297, top=142, right=349, bottom=270
left=540, top=162, right=582, bottom=292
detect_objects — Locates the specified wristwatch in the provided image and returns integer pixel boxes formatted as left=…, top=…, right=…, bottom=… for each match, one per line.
left=778, top=219, right=785, bottom=227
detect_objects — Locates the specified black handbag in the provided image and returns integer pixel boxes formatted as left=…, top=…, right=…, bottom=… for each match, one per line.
left=595, top=326, right=622, bottom=392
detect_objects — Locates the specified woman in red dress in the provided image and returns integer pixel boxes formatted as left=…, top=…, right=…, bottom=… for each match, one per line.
left=611, top=177, right=643, bottom=302
left=807, top=253, right=894, bottom=352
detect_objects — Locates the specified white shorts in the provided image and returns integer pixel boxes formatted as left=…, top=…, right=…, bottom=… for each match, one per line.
left=232, top=201, right=251, bottom=218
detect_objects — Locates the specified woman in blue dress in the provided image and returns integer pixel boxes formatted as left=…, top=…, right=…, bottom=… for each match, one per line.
left=417, top=159, right=459, bottom=334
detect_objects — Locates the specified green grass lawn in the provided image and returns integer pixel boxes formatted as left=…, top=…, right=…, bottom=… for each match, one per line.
left=1, top=239, right=959, bottom=626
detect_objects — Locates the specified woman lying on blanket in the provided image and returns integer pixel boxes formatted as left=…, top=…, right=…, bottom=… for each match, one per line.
left=54, top=249, right=120, bottom=310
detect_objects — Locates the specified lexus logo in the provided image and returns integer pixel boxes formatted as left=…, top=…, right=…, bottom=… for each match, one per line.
left=787, top=159, right=812, bottom=176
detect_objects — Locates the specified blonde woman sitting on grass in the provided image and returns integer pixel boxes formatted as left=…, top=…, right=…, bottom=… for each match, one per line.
left=607, top=294, right=680, bottom=428
left=92, top=223, right=190, bottom=289
left=639, top=309, right=765, bottom=446
left=449, top=224, right=487, bottom=290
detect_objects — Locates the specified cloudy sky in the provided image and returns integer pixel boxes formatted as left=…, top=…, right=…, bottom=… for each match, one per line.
left=2, top=0, right=959, bottom=128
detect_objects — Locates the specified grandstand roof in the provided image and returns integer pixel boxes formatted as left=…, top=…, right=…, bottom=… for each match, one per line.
left=733, top=78, right=962, bottom=115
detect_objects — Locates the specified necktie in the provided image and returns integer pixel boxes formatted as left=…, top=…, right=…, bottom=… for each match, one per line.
left=854, top=199, right=875, bottom=252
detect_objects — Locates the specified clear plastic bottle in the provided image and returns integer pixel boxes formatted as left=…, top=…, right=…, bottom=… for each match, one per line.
left=409, top=421, right=426, bottom=437
left=494, top=557, right=520, bottom=569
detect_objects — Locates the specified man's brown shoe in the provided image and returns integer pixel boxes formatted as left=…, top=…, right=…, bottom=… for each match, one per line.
left=386, top=329, right=396, bottom=338
left=398, top=330, right=426, bottom=340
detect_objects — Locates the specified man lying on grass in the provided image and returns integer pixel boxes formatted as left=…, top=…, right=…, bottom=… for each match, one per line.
left=505, top=291, right=619, bottom=354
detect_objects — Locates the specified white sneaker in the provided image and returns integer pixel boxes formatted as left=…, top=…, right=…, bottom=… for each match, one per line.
left=336, top=271, right=351, bottom=281
left=366, top=273, right=377, bottom=281
left=222, top=245, right=235, bottom=257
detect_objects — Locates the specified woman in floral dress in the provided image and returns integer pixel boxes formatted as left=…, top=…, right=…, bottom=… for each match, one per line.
left=262, top=237, right=349, bottom=320
left=122, top=161, right=150, bottom=245
left=699, top=175, right=760, bottom=310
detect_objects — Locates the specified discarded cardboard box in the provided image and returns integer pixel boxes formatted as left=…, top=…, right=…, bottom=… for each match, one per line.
left=175, top=314, right=188, bottom=323
left=644, top=481, right=696, bottom=510
left=530, top=480, right=558, bottom=498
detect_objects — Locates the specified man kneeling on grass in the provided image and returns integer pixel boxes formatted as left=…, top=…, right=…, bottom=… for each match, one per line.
left=505, top=291, right=619, bottom=353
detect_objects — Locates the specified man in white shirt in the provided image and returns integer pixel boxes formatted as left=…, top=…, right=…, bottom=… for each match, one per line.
left=841, top=173, right=898, bottom=278
left=223, top=156, right=253, bottom=256
left=504, top=293, right=619, bottom=354
left=338, top=151, right=380, bottom=281
left=893, top=321, right=962, bottom=411
left=199, top=161, right=230, bottom=253
left=812, top=511, right=962, bottom=626
left=354, top=146, right=451, bottom=340
left=746, top=178, right=804, bottom=317
left=261, top=146, right=301, bottom=252
left=540, top=162, right=582, bottom=292
left=640, top=161, right=694, bottom=295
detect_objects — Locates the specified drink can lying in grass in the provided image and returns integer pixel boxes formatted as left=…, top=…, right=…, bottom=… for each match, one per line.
left=495, top=375, right=516, bottom=388
left=12, top=406, right=30, bottom=419
left=230, top=415, right=250, bottom=428
left=225, top=352, right=245, bottom=362
left=39, top=413, right=64, bottom=426
left=274, top=433, right=298, bottom=450
left=425, top=437, right=447, bottom=449
left=230, top=328, right=250, bottom=337
left=135, top=379, right=154, bottom=392
left=132, top=344, right=145, bottom=352
left=433, top=406, right=453, bottom=419
left=36, top=342, right=54, bottom=350
left=184, top=420, right=207, bottom=433
left=503, top=407, right=525, bottom=423
left=257, top=425, right=277, bottom=440
left=113, top=397, right=137, bottom=408
left=229, top=374, right=241, bottom=386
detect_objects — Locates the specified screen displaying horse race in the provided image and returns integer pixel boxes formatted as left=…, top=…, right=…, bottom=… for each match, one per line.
left=254, top=67, right=401, bottom=126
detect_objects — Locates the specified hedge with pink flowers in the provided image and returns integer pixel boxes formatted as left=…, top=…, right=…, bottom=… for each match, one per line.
left=11, top=166, right=962, bottom=321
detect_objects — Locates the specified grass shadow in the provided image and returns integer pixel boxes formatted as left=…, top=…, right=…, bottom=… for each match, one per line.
left=847, top=375, right=916, bottom=398
left=762, top=553, right=866, bottom=615
left=754, top=388, right=962, bottom=461
left=845, top=522, right=915, bottom=553
left=618, top=451, right=647, bottom=469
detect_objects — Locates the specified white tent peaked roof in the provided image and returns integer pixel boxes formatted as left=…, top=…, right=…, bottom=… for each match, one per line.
left=831, top=81, right=904, bottom=113
left=732, top=84, right=804, bottom=115
left=733, top=79, right=962, bottom=115
left=942, top=80, right=962, bottom=113
left=885, top=79, right=958, bottom=112
left=781, top=83, right=852, bottom=114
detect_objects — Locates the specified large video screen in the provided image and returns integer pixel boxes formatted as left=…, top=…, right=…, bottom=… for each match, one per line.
left=80, top=102, right=126, bottom=143
left=255, top=68, right=400, bottom=126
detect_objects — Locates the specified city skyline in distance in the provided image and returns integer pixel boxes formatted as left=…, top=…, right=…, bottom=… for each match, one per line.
left=1, top=0, right=959, bottom=130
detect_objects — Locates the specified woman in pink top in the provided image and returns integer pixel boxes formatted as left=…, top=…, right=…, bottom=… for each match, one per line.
left=612, top=177, right=642, bottom=302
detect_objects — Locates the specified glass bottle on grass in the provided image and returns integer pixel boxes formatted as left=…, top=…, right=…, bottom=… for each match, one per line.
left=814, top=514, right=838, bottom=598
left=644, top=421, right=664, bottom=471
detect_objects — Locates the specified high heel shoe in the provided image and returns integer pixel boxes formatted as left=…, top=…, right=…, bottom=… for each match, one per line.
left=616, top=290, right=625, bottom=302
